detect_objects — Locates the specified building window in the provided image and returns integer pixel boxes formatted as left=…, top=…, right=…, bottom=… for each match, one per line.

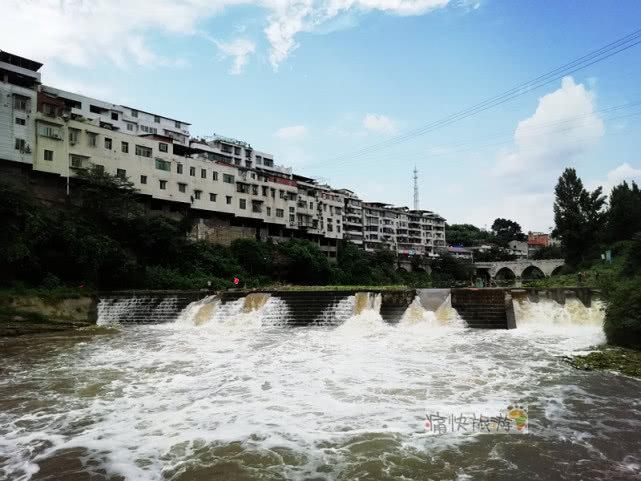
left=104, top=138, right=112, bottom=149
left=289, top=206, right=295, bottom=213
left=126, top=123, right=134, bottom=131
left=276, top=209, right=284, bottom=218
left=116, top=169, right=126, bottom=179
left=111, top=112, right=118, bottom=121
left=159, top=143, right=168, bottom=153
left=14, top=138, right=26, bottom=151
left=44, top=150, right=53, bottom=161
left=337, top=226, right=341, bottom=233
left=223, top=174, right=235, bottom=184
left=38, top=124, right=62, bottom=140
left=252, top=185, right=258, bottom=195
left=15, top=117, right=26, bottom=125
left=70, top=155, right=85, bottom=168
left=136, top=145, right=152, bottom=157
left=94, top=164, right=105, bottom=173
left=131, top=110, right=138, bottom=118
left=226, top=196, right=232, bottom=204
left=140, top=125, right=157, bottom=134
left=210, top=193, right=217, bottom=202
left=309, top=202, right=313, bottom=209
left=256, top=155, right=262, bottom=164
left=140, top=175, right=147, bottom=184
left=262, top=186, right=268, bottom=196
left=155, top=159, right=171, bottom=171
left=189, top=166, right=195, bottom=176
left=154, top=115, right=160, bottom=123
left=289, top=214, right=295, bottom=223
left=270, top=188, right=275, bottom=198
left=178, top=183, right=186, bottom=193
left=69, top=128, right=80, bottom=144
left=239, top=199, right=246, bottom=209
left=177, top=163, right=183, bottom=174
left=121, top=141, right=129, bottom=153
left=266, top=207, right=271, bottom=216
left=194, top=190, right=201, bottom=200
left=175, top=121, right=181, bottom=129
left=13, top=95, right=28, bottom=111
left=159, top=180, right=167, bottom=190
left=201, top=168, right=207, bottom=179
left=212, top=171, right=218, bottom=181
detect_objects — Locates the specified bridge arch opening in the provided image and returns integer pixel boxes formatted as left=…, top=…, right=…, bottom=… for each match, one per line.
left=522, top=265, right=545, bottom=280
left=495, top=267, right=516, bottom=284
left=551, top=265, right=565, bottom=276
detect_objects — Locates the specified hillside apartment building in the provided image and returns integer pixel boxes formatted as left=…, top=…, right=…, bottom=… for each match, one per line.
left=0, top=50, right=446, bottom=263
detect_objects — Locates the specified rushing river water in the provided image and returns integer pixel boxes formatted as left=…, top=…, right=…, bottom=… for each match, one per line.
left=1, top=294, right=640, bottom=481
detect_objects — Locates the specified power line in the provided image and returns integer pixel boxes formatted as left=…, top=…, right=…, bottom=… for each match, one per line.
left=320, top=28, right=641, bottom=166
left=305, top=99, right=641, bottom=174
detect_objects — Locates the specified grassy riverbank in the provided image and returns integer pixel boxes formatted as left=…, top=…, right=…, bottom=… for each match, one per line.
left=567, top=348, right=641, bottom=377
left=0, top=289, right=96, bottom=336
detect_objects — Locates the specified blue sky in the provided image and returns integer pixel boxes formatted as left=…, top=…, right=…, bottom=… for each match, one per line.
left=2, top=0, right=640, bottom=231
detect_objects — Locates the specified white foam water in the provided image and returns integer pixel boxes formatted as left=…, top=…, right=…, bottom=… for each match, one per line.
left=2, top=296, right=639, bottom=481
left=399, top=294, right=465, bottom=328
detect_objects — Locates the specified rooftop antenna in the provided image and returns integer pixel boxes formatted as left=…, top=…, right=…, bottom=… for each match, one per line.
left=413, top=166, right=419, bottom=210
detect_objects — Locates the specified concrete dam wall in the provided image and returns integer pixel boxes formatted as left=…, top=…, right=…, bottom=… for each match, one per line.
left=96, top=287, right=600, bottom=329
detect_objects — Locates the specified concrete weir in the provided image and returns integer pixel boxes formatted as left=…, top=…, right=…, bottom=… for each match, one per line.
left=96, top=287, right=598, bottom=329
left=220, top=289, right=416, bottom=325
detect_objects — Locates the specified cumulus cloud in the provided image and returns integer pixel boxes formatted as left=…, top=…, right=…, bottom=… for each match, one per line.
left=215, top=38, right=256, bottom=74
left=363, top=113, right=397, bottom=135
left=587, top=163, right=641, bottom=195
left=0, top=0, right=453, bottom=72
left=493, top=76, right=604, bottom=177
left=274, top=125, right=309, bottom=140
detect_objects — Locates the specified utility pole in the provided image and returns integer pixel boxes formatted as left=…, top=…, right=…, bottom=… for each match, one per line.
left=413, top=166, right=419, bottom=210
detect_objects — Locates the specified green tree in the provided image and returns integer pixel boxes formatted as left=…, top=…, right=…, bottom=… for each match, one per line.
left=429, top=253, right=474, bottom=286
left=474, top=247, right=517, bottom=262
left=0, top=181, right=50, bottom=285
left=445, top=223, right=495, bottom=246
left=607, top=181, right=641, bottom=243
left=553, top=168, right=606, bottom=267
left=491, top=218, right=526, bottom=246
left=277, top=239, right=333, bottom=285
left=531, top=245, right=565, bottom=260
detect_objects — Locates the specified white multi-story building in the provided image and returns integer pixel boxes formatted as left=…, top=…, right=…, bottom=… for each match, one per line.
left=362, top=202, right=445, bottom=258
left=339, top=189, right=363, bottom=245
left=0, top=51, right=41, bottom=167
left=0, top=50, right=446, bottom=263
left=37, top=85, right=191, bottom=146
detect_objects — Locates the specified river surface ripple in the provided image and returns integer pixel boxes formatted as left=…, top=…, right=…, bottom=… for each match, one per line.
left=1, top=299, right=640, bottom=481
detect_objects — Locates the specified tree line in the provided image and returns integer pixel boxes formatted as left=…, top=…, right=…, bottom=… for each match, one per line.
left=0, top=167, right=474, bottom=291
left=553, top=167, right=641, bottom=349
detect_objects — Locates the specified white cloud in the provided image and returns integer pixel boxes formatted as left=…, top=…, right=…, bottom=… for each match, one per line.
left=215, top=38, right=256, bottom=74
left=274, top=125, right=309, bottom=140
left=363, top=113, right=397, bottom=135
left=42, top=66, right=118, bottom=102
left=493, top=76, right=604, bottom=177
left=587, top=163, right=641, bottom=195
left=0, top=0, right=454, bottom=72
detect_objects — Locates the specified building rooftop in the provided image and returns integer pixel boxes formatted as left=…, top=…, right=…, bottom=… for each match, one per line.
left=0, top=50, right=43, bottom=71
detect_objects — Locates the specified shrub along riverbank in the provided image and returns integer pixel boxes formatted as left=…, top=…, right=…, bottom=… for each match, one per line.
left=0, top=168, right=474, bottom=294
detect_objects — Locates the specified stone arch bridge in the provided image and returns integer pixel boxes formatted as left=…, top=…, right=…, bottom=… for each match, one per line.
left=474, top=259, right=565, bottom=280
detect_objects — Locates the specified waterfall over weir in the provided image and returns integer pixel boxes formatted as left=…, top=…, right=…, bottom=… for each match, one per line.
left=96, top=288, right=604, bottom=330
